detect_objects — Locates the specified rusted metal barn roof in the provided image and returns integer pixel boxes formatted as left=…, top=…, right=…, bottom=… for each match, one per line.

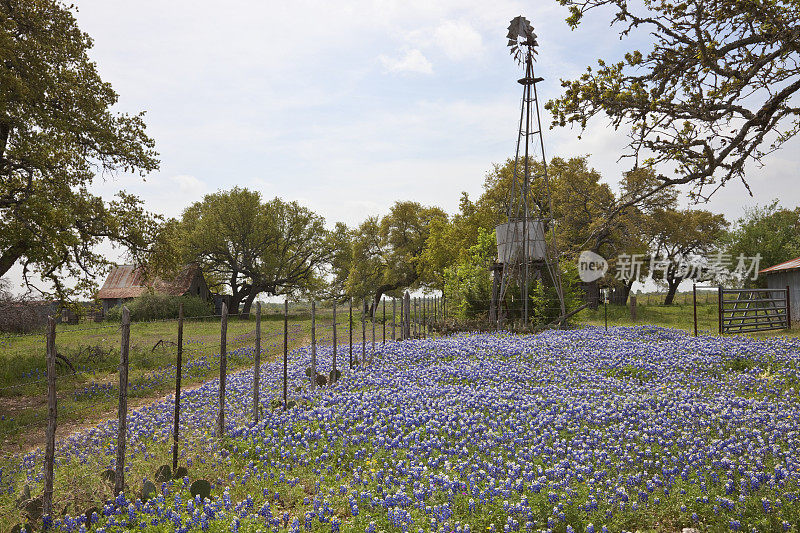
left=96, top=264, right=202, bottom=300
left=760, top=257, right=800, bottom=274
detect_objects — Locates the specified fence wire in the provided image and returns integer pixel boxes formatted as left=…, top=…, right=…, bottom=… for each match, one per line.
left=0, top=299, right=445, bottom=528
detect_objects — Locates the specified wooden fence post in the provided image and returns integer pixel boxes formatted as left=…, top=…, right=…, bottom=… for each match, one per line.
left=426, top=297, right=430, bottom=335
left=399, top=297, right=404, bottom=340
left=253, top=301, right=261, bottom=424
left=361, top=303, right=366, bottom=365
left=172, top=303, right=184, bottom=471
left=115, top=307, right=130, bottom=495
left=382, top=299, right=386, bottom=345
left=371, top=304, right=376, bottom=363
left=422, top=297, right=426, bottom=338
left=414, top=298, right=418, bottom=338
left=786, top=285, right=792, bottom=329
left=428, top=297, right=432, bottom=334
left=311, top=300, right=317, bottom=388
left=411, top=297, right=414, bottom=338
left=428, top=297, right=432, bottom=333
left=332, top=303, right=337, bottom=382
left=392, top=298, right=396, bottom=341
left=411, top=297, right=415, bottom=337
left=403, top=292, right=411, bottom=339
left=349, top=298, right=353, bottom=369
left=218, top=302, right=228, bottom=436
left=43, top=317, right=57, bottom=523
left=629, top=295, right=637, bottom=321
left=283, top=300, right=288, bottom=410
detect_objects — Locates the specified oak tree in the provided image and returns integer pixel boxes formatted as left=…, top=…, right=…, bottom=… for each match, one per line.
left=0, top=0, right=159, bottom=300
left=346, top=201, right=447, bottom=311
left=648, top=208, right=728, bottom=304
left=547, top=0, right=800, bottom=206
left=723, top=201, right=800, bottom=286
left=154, top=188, right=333, bottom=315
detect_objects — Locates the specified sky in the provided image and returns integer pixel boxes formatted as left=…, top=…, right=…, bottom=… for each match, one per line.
left=5, top=0, right=799, bottom=295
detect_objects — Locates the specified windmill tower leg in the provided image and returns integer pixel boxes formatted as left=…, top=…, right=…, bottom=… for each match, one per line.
left=496, top=15, right=567, bottom=329
left=490, top=263, right=502, bottom=327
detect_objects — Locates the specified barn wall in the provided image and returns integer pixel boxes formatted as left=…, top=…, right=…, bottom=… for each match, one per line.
left=765, top=270, right=800, bottom=322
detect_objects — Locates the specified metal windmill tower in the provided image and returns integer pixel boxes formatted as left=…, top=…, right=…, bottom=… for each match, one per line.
left=492, top=15, right=566, bottom=327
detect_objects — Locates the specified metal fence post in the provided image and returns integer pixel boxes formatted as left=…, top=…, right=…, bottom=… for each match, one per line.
left=718, top=286, right=723, bottom=334
left=392, top=298, right=396, bottom=341
left=115, top=307, right=130, bottom=495
left=692, top=283, right=698, bottom=337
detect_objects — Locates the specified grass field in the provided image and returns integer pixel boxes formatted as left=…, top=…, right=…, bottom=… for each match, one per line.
left=2, top=299, right=795, bottom=452
left=2, top=300, right=800, bottom=531
left=2, top=327, right=799, bottom=532
left=0, top=311, right=349, bottom=454
left=576, top=301, right=800, bottom=340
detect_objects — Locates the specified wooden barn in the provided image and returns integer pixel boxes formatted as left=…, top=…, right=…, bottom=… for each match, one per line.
left=759, top=256, right=800, bottom=323
left=96, top=264, right=210, bottom=316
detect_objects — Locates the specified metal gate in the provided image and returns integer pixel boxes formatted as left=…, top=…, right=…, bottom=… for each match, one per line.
left=718, top=286, right=791, bottom=334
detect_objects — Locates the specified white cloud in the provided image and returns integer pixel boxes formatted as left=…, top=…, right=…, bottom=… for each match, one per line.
left=433, top=20, right=484, bottom=61
left=379, top=49, right=434, bottom=75
left=171, top=174, right=207, bottom=195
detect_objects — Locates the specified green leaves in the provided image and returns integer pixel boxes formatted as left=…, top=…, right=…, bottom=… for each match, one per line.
left=723, top=201, right=800, bottom=286
left=345, top=201, right=447, bottom=304
left=0, top=0, right=159, bottom=302
left=154, top=464, right=172, bottom=483
left=141, top=479, right=157, bottom=502
left=548, top=0, right=800, bottom=205
left=189, top=479, right=211, bottom=501
left=152, top=188, right=333, bottom=311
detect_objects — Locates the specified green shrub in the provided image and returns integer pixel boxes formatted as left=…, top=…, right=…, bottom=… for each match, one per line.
left=106, top=293, right=212, bottom=322
left=444, top=228, right=495, bottom=320
left=444, top=227, right=583, bottom=326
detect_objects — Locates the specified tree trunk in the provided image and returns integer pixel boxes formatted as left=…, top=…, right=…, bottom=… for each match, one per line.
left=663, top=277, right=682, bottom=305
left=241, top=290, right=259, bottom=318
left=610, top=279, right=634, bottom=305
left=370, top=276, right=421, bottom=315
left=582, top=281, right=600, bottom=309
left=228, top=293, right=243, bottom=316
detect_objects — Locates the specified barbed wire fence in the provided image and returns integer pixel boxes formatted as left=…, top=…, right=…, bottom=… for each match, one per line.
left=0, top=291, right=447, bottom=528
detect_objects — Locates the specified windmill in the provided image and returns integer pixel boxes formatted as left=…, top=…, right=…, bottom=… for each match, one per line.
left=490, top=15, right=566, bottom=328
